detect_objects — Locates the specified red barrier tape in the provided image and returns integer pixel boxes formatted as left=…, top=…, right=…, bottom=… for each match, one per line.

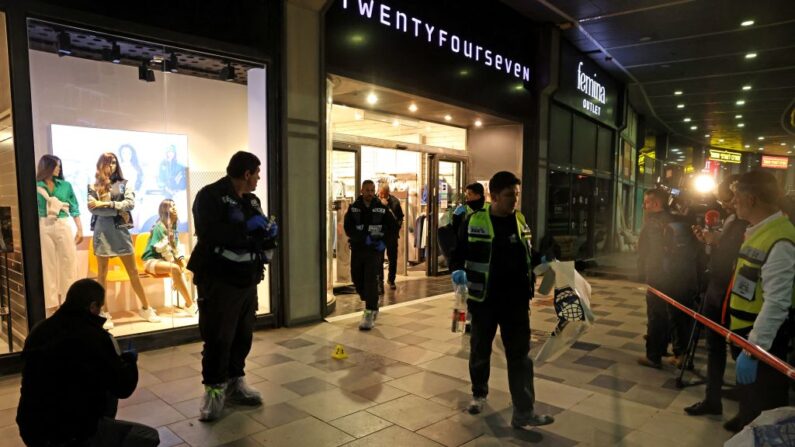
left=647, top=286, right=795, bottom=380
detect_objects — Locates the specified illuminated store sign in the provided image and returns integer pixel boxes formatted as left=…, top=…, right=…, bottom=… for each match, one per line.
left=708, top=149, right=742, bottom=164
left=340, top=0, right=531, bottom=82
left=577, top=62, right=606, bottom=116
left=761, top=155, right=788, bottom=169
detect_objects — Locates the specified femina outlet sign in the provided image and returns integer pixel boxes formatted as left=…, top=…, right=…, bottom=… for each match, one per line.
left=577, top=62, right=606, bottom=116
left=556, top=41, right=620, bottom=127
left=340, top=0, right=531, bottom=83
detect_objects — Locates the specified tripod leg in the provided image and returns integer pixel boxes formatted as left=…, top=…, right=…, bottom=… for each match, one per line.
left=677, top=296, right=705, bottom=387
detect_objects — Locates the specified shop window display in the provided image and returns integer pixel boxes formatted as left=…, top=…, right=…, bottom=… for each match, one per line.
left=28, top=20, right=271, bottom=336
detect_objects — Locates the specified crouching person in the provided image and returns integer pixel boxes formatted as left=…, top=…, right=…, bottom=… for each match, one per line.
left=17, top=279, right=159, bottom=447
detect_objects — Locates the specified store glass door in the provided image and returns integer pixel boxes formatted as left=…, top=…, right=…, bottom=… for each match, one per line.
left=329, top=148, right=359, bottom=289
left=427, top=156, right=464, bottom=276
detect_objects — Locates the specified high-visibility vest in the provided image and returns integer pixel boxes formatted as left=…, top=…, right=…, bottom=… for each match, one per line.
left=728, top=215, right=795, bottom=331
left=464, top=209, right=532, bottom=302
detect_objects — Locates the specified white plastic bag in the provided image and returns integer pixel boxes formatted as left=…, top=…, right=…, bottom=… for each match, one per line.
left=724, top=406, right=795, bottom=447
left=534, top=261, right=595, bottom=364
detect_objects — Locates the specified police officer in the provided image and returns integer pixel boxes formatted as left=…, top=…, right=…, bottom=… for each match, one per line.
left=344, top=179, right=395, bottom=330
left=724, top=171, right=795, bottom=432
left=187, top=151, right=278, bottom=422
left=451, top=182, right=486, bottom=232
left=450, top=171, right=553, bottom=430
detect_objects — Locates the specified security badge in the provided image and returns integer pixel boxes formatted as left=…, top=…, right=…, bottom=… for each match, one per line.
left=732, top=266, right=760, bottom=302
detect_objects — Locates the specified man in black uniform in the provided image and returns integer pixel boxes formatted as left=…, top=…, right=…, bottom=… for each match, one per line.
left=377, top=182, right=404, bottom=291
left=451, top=182, right=486, bottom=233
left=344, top=179, right=396, bottom=330
left=187, top=151, right=278, bottom=422
left=450, top=171, right=553, bottom=430
left=17, top=279, right=159, bottom=447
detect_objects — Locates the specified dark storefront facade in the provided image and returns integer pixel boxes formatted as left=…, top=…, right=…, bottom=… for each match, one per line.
left=0, top=0, right=282, bottom=370
left=546, top=41, right=624, bottom=260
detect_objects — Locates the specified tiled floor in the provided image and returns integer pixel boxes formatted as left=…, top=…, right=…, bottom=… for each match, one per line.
left=0, top=277, right=742, bottom=446
left=331, top=275, right=452, bottom=317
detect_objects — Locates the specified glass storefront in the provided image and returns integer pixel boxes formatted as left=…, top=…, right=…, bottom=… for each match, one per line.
left=25, top=20, right=272, bottom=338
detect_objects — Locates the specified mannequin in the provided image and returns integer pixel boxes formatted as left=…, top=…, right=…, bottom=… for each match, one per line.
left=88, top=152, right=159, bottom=329
left=36, top=155, right=83, bottom=316
left=142, top=199, right=196, bottom=315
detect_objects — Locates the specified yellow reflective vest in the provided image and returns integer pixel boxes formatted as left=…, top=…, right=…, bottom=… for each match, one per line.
left=464, top=209, right=532, bottom=302
left=728, top=215, right=795, bottom=331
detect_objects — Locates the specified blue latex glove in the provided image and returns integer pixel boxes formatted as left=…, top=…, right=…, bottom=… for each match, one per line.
left=375, top=240, right=386, bottom=252
left=541, top=255, right=548, bottom=264
left=451, top=270, right=467, bottom=286
left=453, top=204, right=467, bottom=216
left=264, top=220, right=279, bottom=239
left=246, top=215, right=268, bottom=232
left=735, top=351, right=758, bottom=384
left=365, top=235, right=374, bottom=246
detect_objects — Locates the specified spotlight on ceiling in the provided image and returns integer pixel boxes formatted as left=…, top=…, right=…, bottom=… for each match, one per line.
left=674, top=90, right=683, bottom=95
left=690, top=125, right=698, bottom=130
left=780, top=143, right=786, bottom=146
left=138, top=60, right=155, bottom=82
left=683, top=117, right=691, bottom=122
left=719, top=139, right=725, bottom=143
left=737, top=123, right=745, bottom=127
left=741, top=20, right=755, bottom=27
left=704, top=134, right=711, bottom=138
left=758, top=147, right=764, bottom=151
left=474, top=119, right=483, bottom=127
left=408, top=103, right=418, bottom=113
left=220, top=62, right=235, bottom=82
left=758, top=136, right=765, bottom=140
left=56, top=31, right=72, bottom=57
left=102, top=41, right=121, bottom=64
left=366, top=92, right=378, bottom=105
left=744, top=144, right=750, bottom=148
left=745, top=52, right=757, bottom=59
left=677, top=104, right=685, bottom=109
left=166, top=53, right=179, bottom=73
left=444, top=114, right=452, bottom=122
left=742, top=85, right=752, bottom=91
left=736, top=100, right=746, bottom=105
left=735, top=114, right=743, bottom=119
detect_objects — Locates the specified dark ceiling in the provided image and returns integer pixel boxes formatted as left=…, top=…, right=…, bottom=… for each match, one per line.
left=503, top=0, right=795, bottom=157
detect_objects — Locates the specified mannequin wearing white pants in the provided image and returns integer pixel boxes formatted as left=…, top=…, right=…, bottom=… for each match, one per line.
left=40, top=217, right=77, bottom=310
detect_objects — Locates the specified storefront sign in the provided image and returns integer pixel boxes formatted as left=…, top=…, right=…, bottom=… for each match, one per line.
left=708, top=149, right=742, bottom=164
left=761, top=155, right=789, bottom=169
left=555, top=41, right=620, bottom=127
left=340, top=0, right=531, bottom=82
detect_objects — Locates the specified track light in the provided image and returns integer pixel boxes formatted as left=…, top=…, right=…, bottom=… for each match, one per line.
left=56, top=31, right=72, bottom=57
left=102, top=41, right=121, bottom=64
left=166, top=53, right=178, bottom=73
left=138, top=60, right=155, bottom=82
left=220, top=62, right=235, bottom=81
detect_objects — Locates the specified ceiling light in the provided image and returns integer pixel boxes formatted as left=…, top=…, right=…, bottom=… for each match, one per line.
left=758, top=147, right=763, bottom=151
left=736, top=100, right=746, bottom=105
left=741, top=20, right=755, bottom=27
left=366, top=92, right=378, bottom=105
left=742, top=85, right=752, bottom=91
left=745, top=53, right=757, bottom=59
left=704, top=134, right=711, bottom=138
left=719, top=139, right=725, bottom=143
left=672, top=148, right=680, bottom=152
left=735, top=114, right=743, bottom=119
left=408, top=103, right=418, bottom=112
left=758, top=136, right=765, bottom=140
left=674, top=90, right=683, bottom=95
left=789, top=151, right=793, bottom=154
left=737, top=123, right=745, bottom=127
left=474, top=119, right=483, bottom=127
left=444, top=114, right=452, bottom=122
left=676, top=104, right=685, bottom=109
left=56, top=31, right=72, bottom=56
left=744, top=144, right=750, bottom=148
left=690, top=125, right=698, bottom=130
left=780, top=142, right=786, bottom=146
left=392, top=119, right=400, bottom=127
left=683, top=117, right=691, bottom=122
left=220, top=62, right=235, bottom=81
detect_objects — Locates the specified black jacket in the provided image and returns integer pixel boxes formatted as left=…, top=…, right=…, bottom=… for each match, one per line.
left=344, top=195, right=396, bottom=252
left=382, top=195, right=404, bottom=240
left=17, top=305, right=137, bottom=446
left=704, top=215, right=748, bottom=307
left=187, top=176, right=274, bottom=287
left=638, top=210, right=701, bottom=299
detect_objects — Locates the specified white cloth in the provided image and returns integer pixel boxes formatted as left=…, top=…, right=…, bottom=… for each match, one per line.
left=39, top=217, right=76, bottom=309
left=745, top=211, right=795, bottom=350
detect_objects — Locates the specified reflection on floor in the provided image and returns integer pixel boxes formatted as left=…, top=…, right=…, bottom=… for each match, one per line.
left=0, top=277, right=742, bottom=446
left=330, top=275, right=452, bottom=318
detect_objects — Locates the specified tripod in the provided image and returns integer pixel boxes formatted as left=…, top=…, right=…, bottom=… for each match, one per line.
left=676, top=292, right=707, bottom=388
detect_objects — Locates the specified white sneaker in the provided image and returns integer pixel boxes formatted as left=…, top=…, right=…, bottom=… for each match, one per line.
left=359, top=309, right=376, bottom=331
left=226, top=377, right=262, bottom=406
left=467, top=396, right=487, bottom=414
left=139, top=307, right=161, bottom=323
left=199, top=384, right=226, bottom=422
left=101, top=312, right=114, bottom=330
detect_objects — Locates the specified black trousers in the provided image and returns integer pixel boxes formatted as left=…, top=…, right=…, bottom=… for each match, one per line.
left=378, top=238, right=398, bottom=284
left=702, top=299, right=727, bottom=406
left=645, top=289, right=695, bottom=361
left=197, top=279, right=258, bottom=385
left=468, top=297, right=535, bottom=413
left=87, top=418, right=160, bottom=447
left=731, top=323, right=791, bottom=424
left=351, top=248, right=381, bottom=311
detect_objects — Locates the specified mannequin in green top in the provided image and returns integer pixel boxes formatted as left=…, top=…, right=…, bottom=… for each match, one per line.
left=36, top=155, right=84, bottom=314
left=142, top=199, right=196, bottom=315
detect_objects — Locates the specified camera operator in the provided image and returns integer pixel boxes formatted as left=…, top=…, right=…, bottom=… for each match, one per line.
left=685, top=175, right=748, bottom=417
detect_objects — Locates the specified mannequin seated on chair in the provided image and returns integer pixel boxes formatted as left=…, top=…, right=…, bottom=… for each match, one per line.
left=141, top=199, right=196, bottom=315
